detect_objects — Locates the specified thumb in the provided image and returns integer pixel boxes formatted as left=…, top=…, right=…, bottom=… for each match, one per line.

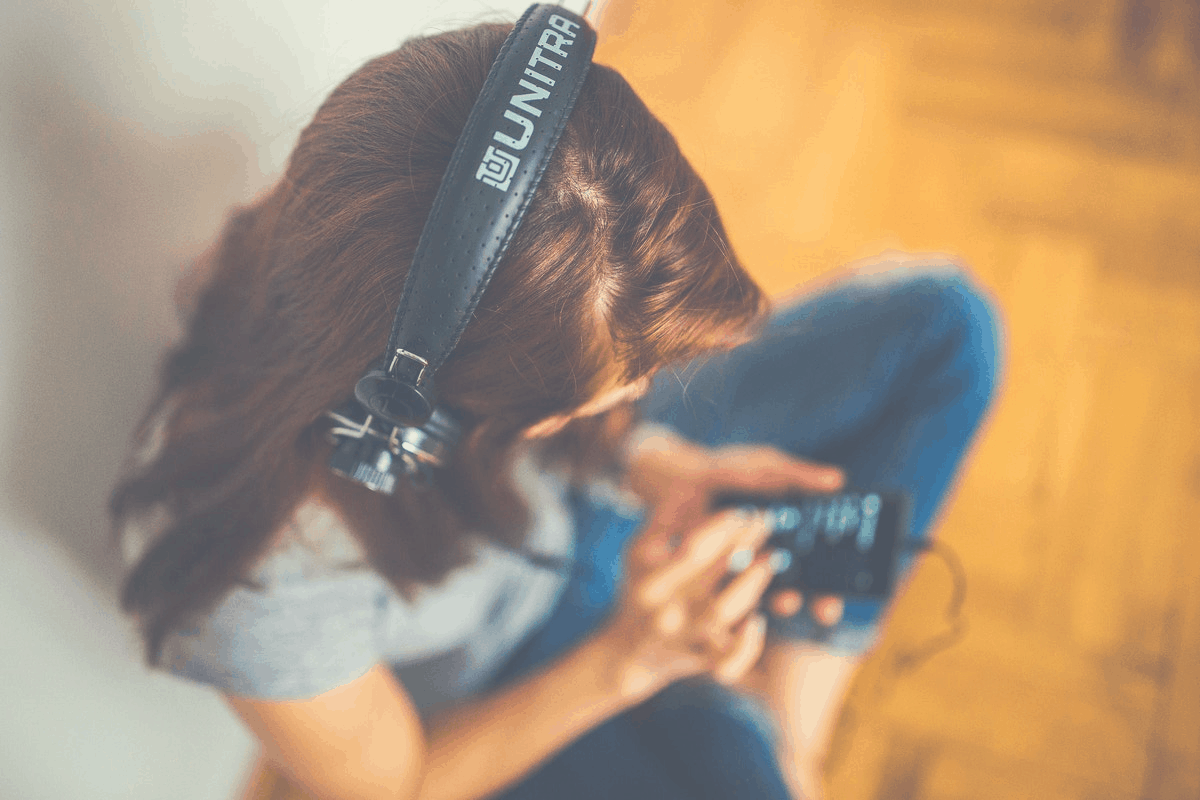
left=711, top=444, right=845, bottom=494
left=627, top=489, right=695, bottom=568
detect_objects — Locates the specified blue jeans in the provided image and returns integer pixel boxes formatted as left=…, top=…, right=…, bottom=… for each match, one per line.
left=489, top=263, right=1005, bottom=799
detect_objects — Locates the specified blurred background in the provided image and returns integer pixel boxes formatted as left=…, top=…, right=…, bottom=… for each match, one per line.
left=1, top=0, right=1197, bottom=798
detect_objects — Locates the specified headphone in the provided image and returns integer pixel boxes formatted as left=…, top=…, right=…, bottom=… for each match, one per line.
left=325, top=4, right=597, bottom=494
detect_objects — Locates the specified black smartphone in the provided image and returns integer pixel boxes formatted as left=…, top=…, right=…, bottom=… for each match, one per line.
left=713, top=489, right=911, bottom=599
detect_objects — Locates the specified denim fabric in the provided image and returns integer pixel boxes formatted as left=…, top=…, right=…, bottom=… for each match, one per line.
left=490, top=263, right=1005, bottom=799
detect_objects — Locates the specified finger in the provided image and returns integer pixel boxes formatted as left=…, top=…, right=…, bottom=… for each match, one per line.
left=768, top=589, right=803, bottom=617
left=725, top=511, right=778, bottom=569
left=691, top=509, right=775, bottom=597
left=710, top=445, right=844, bottom=495
left=654, top=601, right=686, bottom=636
left=618, top=663, right=663, bottom=699
left=703, top=554, right=776, bottom=645
left=615, top=647, right=706, bottom=699
left=627, top=483, right=712, bottom=569
left=714, top=613, right=768, bottom=684
left=628, top=449, right=844, bottom=572
left=812, top=595, right=845, bottom=626
left=637, top=509, right=763, bottom=607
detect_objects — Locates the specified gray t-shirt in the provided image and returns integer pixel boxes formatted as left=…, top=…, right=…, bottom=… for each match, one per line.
left=128, top=445, right=588, bottom=714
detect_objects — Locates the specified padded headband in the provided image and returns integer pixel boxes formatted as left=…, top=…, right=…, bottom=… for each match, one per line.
left=355, top=4, right=596, bottom=427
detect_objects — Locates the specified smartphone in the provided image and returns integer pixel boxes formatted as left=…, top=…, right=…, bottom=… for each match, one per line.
left=713, top=489, right=911, bottom=599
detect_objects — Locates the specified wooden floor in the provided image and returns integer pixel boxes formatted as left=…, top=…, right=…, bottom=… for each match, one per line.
left=240, top=1, right=1200, bottom=798
left=597, top=0, right=1200, bottom=798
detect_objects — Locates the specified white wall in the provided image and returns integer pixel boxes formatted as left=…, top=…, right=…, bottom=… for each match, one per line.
left=0, top=2, right=587, bottom=798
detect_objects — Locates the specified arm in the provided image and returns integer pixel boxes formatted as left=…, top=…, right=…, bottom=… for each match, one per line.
left=225, top=633, right=641, bottom=800
left=415, top=630, right=641, bottom=800
left=224, top=664, right=426, bottom=800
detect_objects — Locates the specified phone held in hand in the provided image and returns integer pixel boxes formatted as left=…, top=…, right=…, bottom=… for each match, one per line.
left=714, top=489, right=911, bottom=600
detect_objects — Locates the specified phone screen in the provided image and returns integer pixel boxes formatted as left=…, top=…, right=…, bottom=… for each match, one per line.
left=714, top=490, right=910, bottom=599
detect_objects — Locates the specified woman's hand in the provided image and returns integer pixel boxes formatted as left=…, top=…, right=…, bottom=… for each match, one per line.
left=621, top=426, right=848, bottom=631
left=594, top=505, right=781, bottom=699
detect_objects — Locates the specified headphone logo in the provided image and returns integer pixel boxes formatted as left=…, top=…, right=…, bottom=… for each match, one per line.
left=474, top=13, right=582, bottom=192
left=476, top=146, right=521, bottom=190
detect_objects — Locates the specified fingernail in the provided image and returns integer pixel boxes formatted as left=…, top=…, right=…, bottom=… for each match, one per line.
left=657, top=603, right=685, bottom=635
left=728, top=548, right=754, bottom=572
left=818, top=601, right=842, bottom=626
left=733, top=505, right=758, bottom=522
left=768, top=548, right=792, bottom=573
left=820, top=471, right=843, bottom=487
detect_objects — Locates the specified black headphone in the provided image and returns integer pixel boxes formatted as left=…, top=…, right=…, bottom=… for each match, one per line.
left=325, top=4, right=597, bottom=494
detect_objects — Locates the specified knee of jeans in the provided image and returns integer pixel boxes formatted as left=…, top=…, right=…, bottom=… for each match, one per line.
left=641, top=677, right=782, bottom=750
left=919, top=267, right=1007, bottom=407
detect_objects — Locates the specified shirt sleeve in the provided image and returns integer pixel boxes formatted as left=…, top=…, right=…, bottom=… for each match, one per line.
left=159, top=572, right=386, bottom=700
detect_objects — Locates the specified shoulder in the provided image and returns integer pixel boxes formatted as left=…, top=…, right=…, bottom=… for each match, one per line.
left=160, top=495, right=389, bottom=700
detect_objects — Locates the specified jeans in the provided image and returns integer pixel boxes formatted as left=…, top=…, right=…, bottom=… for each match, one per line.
left=489, top=262, right=1005, bottom=799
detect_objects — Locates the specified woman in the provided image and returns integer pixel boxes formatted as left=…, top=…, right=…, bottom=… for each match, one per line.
left=111, top=15, right=1003, bottom=800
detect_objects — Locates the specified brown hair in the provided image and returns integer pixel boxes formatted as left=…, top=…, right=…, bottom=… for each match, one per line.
left=110, top=22, right=769, bottom=667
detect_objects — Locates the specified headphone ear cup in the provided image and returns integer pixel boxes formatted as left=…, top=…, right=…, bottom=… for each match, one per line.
left=354, top=368, right=435, bottom=428
left=424, top=407, right=464, bottom=448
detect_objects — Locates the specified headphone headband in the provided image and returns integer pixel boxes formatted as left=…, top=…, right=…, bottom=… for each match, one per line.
left=355, top=4, right=596, bottom=427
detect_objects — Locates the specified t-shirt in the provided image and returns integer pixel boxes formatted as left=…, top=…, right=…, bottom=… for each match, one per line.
left=123, top=444, right=592, bottom=714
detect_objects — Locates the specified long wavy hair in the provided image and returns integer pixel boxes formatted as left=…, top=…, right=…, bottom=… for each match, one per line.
left=111, top=22, right=769, bottom=667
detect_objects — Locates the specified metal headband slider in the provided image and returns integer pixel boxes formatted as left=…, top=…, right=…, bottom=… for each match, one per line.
left=388, top=348, right=429, bottom=385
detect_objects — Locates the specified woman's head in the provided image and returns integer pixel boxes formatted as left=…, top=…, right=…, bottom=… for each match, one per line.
left=259, top=21, right=765, bottom=437
left=113, top=20, right=768, bottom=666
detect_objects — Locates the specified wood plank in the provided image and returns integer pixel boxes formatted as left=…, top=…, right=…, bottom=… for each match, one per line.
left=899, top=7, right=1125, bottom=85
left=1140, top=365, right=1200, bottom=800
left=877, top=612, right=1154, bottom=794
left=922, top=738, right=1133, bottom=800
left=884, top=0, right=1111, bottom=32
left=903, top=63, right=1198, bottom=164
left=1087, top=274, right=1200, bottom=360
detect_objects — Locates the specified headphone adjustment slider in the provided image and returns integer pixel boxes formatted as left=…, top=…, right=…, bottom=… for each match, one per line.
left=389, top=348, right=429, bottom=386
